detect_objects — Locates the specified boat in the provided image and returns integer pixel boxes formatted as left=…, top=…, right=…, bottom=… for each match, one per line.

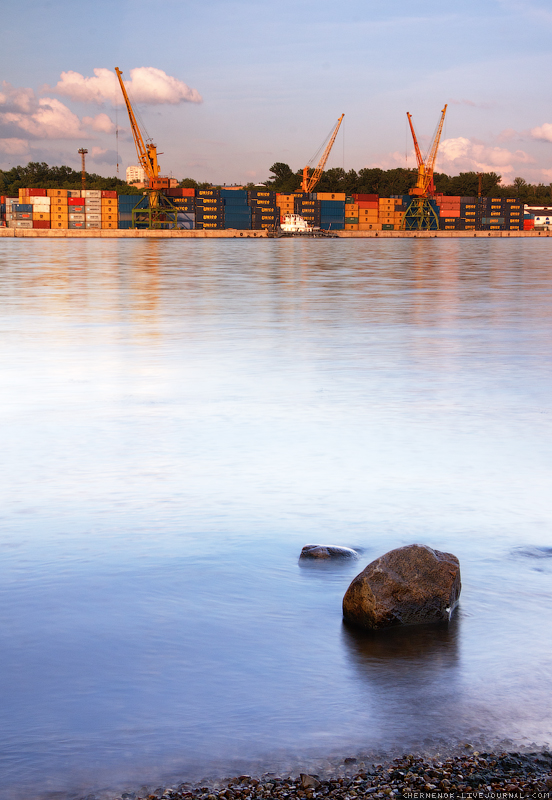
left=267, top=213, right=339, bottom=238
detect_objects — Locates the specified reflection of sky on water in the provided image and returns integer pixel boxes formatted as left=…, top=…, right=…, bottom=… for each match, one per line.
left=0, top=238, right=552, bottom=798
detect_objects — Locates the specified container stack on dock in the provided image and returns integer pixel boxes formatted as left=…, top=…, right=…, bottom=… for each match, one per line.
left=221, top=189, right=250, bottom=230
left=478, top=197, right=522, bottom=231
left=248, top=189, right=279, bottom=230
left=195, top=188, right=224, bottom=230
left=0, top=186, right=530, bottom=233
left=293, top=194, right=321, bottom=227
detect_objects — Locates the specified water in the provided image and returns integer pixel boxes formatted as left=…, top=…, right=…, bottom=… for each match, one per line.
left=0, top=238, right=551, bottom=799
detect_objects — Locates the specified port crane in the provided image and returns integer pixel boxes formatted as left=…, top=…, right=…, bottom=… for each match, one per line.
left=301, top=114, right=345, bottom=193
left=115, top=67, right=178, bottom=228
left=401, top=104, right=447, bottom=230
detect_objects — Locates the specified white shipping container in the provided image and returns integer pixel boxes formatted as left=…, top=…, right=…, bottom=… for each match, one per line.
left=32, top=205, right=50, bottom=213
left=30, top=196, right=51, bottom=205
left=69, top=213, right=85, bottom=222
left=83, top=190, right=101, bottom=198
left=85, top=221, right=101, bottom=229
left=85, top=213, right=101, bottom=221
left=8, top=220, right=33, bottom=228
left=67, top=190, right=81, bottom=198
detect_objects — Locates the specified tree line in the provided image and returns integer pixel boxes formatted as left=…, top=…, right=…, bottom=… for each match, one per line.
left=0, top=162, right=142, bottom=196
left=3, top=161, right=552, bottom=204
left=264, top=163, right=552, bottom=202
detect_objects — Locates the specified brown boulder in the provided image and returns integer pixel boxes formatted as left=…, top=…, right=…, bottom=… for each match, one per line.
left=342, top=544, right=461, bottom=630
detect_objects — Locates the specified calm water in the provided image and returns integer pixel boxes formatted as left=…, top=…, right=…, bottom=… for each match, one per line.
left=0, top=238, right=551, bottom=799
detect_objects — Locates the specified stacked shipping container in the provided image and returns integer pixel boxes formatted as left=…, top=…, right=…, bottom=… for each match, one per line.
left=0, top=187, right=527, bottom=233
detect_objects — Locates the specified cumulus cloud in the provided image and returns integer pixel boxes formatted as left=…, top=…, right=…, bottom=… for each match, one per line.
left=83, top=112, right=115, bottom=133
left=531, top=123, right=552, bottom=142
left=0, top=82, right=37, bottom=114
left=0, top=96, right=86, bottom=140
left=51, top=67, right=202, bottom=106
left=437, top=136, right=534, bottom=175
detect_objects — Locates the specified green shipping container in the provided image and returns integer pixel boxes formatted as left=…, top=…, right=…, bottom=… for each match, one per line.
left=345, top=217, right=359, bottom=224
left=382, top=224, right=394, bottom=230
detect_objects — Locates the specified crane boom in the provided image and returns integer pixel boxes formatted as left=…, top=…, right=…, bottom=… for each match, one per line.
left=406, top=113, right=423, bottom=169
left=407, top=104, right=447, bottom=197
left=301, top=114, right=344, bottom=193
left=115, top=67, right=159, bottom=181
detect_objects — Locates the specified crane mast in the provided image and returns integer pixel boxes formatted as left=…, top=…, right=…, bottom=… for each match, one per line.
left=115, top=67, right=177, bottom=228
left=115, top=67, right=160, bottom=184
left=407, top=105, right=447, bottom=198
left=401, top=104, right=447, bottom=231
left=301, top=114, right=345, bottom=193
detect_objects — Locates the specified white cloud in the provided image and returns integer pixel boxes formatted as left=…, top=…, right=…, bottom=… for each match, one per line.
left=0, top=137, right=30, bottom=155
left=90, top=146, right=107, bottom=158
left=0, top=82, right=36, bottom=114
left=51, top=67, right=202, bottom=106
left=83, top=113, right=115, bottom=133
left=531, top=123, right=552, bottom=142
left=0, top=97, right=86, bottom=140
left=437, top=136, right=534, bottom=176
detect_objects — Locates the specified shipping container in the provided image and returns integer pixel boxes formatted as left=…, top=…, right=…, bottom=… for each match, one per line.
left=83, top=190, right=102, bottom=198
left=33, top=220, right=50, bottom=229
left=101, top=190, right=117, bottom=199
left=69, top=213, right=85, bottom=222
left=47, top=189, right=69, bottom=198
left=197, top=189, right=221, bottom=197
left=316, top=193, right=346, bottom=201
left=9, top=220, right=33, bottom=228
left=68, top=198, right=85, bottom=207
left=68, top=220, right=85, bottom=229
left=85, top=213, right=102, bottom=222
left=30, top=196, right=51, bottom=205
left=102, top=221, right=117, bottom=229
left=67, top=190, right=81, bottom=198
left=85, top=221, right=102, bottom=229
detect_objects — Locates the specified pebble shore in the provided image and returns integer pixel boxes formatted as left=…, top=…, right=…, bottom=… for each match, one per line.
left=115, top=751, right=552, bottom=800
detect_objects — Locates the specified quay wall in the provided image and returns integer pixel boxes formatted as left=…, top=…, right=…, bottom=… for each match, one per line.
left=0, top=228, right=550, bottom=240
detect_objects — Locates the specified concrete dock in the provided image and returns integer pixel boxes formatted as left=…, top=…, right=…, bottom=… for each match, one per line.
left=0, top=228, right=550, bottom=239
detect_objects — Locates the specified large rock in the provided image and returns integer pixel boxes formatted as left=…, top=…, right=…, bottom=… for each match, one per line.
left=342, top=544, right=461, bottom=630
left=300, top=544, right=359, bottom=560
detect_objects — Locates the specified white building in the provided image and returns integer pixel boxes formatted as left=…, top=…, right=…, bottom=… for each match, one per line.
left=525, top=206, right=552, bottom=229
left=126, top=165, right=146, bottom=185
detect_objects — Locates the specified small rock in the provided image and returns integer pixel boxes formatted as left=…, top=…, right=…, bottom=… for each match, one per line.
left=342, top=544, right=461, bottom=630
left=300, top=545, right=359, bottom=560
left=300, top=774, right=321, bottom=789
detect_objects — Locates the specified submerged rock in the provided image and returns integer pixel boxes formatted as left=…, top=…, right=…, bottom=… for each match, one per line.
left=300, top=544, right=359, bottom=560
left=342, top=544, right=461, bottom=630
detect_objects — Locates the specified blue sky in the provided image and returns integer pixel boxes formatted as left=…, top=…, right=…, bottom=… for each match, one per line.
left=2, top=0, right=552, bottom=185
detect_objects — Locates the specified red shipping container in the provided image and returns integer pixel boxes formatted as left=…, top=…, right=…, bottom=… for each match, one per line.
left=33, top=220, right=51, bottom=228
left=524, top=220, right=535, bottom=230
left=353, top=194, right=379, bottom=202
left=28, top=188, right=47, bottom=197
left=101, top=190, right=117, bottom=198
left=357, top=201, right=379, bottom=209
left=68, top=198, right=84, bottom=207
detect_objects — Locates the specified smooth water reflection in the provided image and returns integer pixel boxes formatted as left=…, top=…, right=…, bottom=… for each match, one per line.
left=0, top=238, right=551, bottom=798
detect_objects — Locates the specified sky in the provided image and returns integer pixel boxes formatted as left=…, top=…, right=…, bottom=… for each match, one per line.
left=2, top=0, right=552, bottom=185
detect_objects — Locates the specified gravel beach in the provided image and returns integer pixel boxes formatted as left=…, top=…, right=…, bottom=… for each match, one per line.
left=110, top=751, right=552, bottom=800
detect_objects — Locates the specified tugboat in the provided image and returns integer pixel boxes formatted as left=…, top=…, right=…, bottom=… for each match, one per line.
left=267, top=214, right=339, bottom=238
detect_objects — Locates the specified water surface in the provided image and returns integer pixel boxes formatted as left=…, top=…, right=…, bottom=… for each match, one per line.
left=0, top=238, right=551, bottom=798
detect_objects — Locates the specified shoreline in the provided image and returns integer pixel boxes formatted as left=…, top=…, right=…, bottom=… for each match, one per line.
left=0, top=228, right=550, bottom=239
left=90, top=747, right=552, bottom=800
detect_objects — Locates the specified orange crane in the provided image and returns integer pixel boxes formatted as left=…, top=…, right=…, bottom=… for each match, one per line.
left=115, top=67, right=176, bottom=228
left=402, top=104, right=447, bottom=230
left=301, top=114, right=344, bottom=193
